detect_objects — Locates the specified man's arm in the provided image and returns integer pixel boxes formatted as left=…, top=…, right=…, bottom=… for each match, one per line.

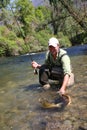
left=59, top=74, right=70, bottom=94
left=58, top=54, right=71, bottom=94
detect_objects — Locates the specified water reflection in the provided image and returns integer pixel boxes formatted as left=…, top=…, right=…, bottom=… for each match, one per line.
left=0, top=45, right=87, bottom=130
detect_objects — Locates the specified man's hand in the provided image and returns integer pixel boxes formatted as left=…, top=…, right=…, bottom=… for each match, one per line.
left=31, top=61, right=41, bottom=69
left=57, top=74, right=69, bottom=95
left=59, top=88, right=66, bottom=95
left=31, top=61, right=39, bottom=69
left=57, top=88, right=66, bottom=95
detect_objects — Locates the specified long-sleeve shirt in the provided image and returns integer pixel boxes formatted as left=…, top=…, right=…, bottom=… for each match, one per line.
left=45, top=49, right=72, bottom=75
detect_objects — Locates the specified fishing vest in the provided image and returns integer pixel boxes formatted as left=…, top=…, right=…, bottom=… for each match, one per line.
left=47, top=49, right=67, bottom=68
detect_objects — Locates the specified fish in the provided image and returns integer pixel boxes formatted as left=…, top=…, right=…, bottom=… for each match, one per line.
left=39, top=98, right=62, bottom=108
left=62, top=94, right=71, bottom=105
left=39, top=94, right=71, bottom=108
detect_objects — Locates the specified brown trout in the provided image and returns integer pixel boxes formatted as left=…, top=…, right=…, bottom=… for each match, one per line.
left=39, top=98, right=62, bottom=108
left=39, top=94, right=71, bottom=108
left=62, top=94, right=71, bottom=105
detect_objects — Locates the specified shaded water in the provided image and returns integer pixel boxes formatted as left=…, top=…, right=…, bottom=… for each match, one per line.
left=0, top=45, right=87, bottom=130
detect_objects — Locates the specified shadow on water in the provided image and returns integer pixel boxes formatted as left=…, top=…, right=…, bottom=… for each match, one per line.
left=0, top=44, right=87, bottom=130
left=22, top=83, right=42, bottom=92
left=21, top=83, right=68, bottom=112
left=78, top=126, right=87, bottom=130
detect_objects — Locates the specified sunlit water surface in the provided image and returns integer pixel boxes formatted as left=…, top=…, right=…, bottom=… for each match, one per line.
left=0, top=45, right=87, bottom=130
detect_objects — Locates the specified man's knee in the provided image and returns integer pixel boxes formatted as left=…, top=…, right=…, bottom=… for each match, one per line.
left=39, top=64, right=50, bottom=85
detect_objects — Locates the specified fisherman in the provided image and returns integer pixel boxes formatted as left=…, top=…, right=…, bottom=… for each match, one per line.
left=32, top=37, right=74, bottom=95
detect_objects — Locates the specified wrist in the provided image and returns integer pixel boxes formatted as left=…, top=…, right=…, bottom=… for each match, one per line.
left=37, top=64, right=41, bottom=69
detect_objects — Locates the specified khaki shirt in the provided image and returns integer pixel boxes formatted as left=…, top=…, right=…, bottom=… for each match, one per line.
left=45, top=49, right=72, bottom=75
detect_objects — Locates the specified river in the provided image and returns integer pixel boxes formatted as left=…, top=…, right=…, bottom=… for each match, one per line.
left=0, top=45, right=87, bottom=130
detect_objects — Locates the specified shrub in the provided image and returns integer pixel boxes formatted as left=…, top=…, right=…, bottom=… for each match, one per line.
left=57, top=32, right=71, bottom=47
left=0, top=47, right=6, bottom=56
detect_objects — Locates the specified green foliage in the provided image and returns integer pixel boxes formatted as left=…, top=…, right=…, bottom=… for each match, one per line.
left=57, top=32, right=71, bottom=47
left=6, top=31, right=17, bottom=40
left=35, top=30, right=52, bottom=47
left=70, top=32, right=87, bottom=45
left=35, top=6, right=51, bottom=23
left=0, top=26, right=17, bottom=40
left=63, top=17, right=81, bottom=38
left=0, top=47, right=5, bottom=56
left=0, top=8, right=11, bottom=25
left=0, top=36, right=17, bottom=56
left=0, top=26, right=7, bottom=36
left=0, top=36, right=7, bottom=46
left=15, top=0, right=37, bottom=35
left=35, top=8, right=44, bottom=22
left=22, top=30, right=53, bottom=52
left=83, top=34, right=87, bottom=44
left=0, top=26, right=25, bottom=56
left=0, top=0, right=10, bottom=8
left=49, top=0, right=87, bottom=32
left=0, top=37, right=7, bottom=56
left=0, top=0, right=87, bottom=57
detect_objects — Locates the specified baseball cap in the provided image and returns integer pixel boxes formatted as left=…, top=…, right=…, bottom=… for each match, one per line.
left=48, top=37, right=59, bottom=47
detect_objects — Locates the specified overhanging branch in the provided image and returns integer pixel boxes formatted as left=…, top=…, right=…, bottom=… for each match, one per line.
left=35, top=15, right=70, bottom=31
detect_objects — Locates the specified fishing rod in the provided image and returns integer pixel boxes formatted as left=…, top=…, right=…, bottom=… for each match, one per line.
left=10, top=6, right=38, bottom=74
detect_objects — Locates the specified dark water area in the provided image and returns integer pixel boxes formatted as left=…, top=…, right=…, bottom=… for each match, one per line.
left=0, top=45, right=87, bottom=130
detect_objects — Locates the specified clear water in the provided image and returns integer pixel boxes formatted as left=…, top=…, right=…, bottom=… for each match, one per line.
left=0, top=45, right=87, bottom=130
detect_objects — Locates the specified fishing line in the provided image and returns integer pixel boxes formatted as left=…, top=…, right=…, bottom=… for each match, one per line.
left=10, top=6, right=38, bottom=74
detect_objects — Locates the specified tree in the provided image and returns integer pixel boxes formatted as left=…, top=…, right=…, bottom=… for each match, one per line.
left=0, top=8, right=12, bottom=27
left=0, top=0, right=10, bottom=8
left=35, top=2, right=69, bottom=35
left=49, top=0, right=87, bottom=32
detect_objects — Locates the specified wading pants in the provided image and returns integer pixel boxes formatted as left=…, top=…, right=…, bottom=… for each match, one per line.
left=39, top=64, right=74, bottom=87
